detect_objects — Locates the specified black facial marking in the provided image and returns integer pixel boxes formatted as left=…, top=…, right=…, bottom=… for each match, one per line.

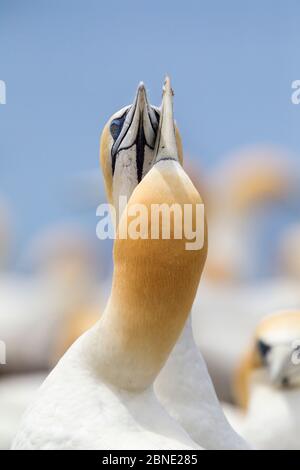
left=110, top=111, right=128, bottom=175
left=153, top=157, right=177, bottom=165
left=110, top=109, right=156, bottom=181
left=149, top=110, right=160, bottom=134
left=257, top=339, right=271, bottom=360
left=136, top=119, right=145, bottom=183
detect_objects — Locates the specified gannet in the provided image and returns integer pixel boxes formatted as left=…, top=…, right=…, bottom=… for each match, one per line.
left=232, top=310, right=300, bottom=449
left=100, top=80, right=249, bottom=449
left=205, top=146, right=293, bottom=282
left=12, top=78, right=206, bottom=450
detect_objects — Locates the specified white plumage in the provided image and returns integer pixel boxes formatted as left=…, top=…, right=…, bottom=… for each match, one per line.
left=239, top=372, right=300, bottom=450
left=12, top=330, right=199, bottom=450
left=155, top=317, right=249, bottom=449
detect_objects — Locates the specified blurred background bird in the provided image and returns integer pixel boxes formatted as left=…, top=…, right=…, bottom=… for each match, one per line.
left=223, top=311, right=300, bottom=449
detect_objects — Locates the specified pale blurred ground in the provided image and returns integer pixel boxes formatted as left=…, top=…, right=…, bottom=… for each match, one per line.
left=0, top=0, right=300, bottom=449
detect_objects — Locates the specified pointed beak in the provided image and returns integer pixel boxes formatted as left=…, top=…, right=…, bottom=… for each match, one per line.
left=127, top=82, right=148, bottom=130
left=111, top=82, right=158, bottom=182
left=154, top=76, right=179, bottom=164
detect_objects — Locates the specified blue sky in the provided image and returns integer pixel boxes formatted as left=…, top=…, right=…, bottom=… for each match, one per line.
left=0, top=0, right=299, bottom=261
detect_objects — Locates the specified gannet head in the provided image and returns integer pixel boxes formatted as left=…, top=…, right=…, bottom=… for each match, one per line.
left=100, top=82, right=183, bottom=221
left=211, top=147, right=292, bottom=212
left=235, top=311, right=300, bottom=408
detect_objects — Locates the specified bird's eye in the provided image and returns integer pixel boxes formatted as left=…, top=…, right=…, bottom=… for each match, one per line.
left=110, top=116, right=126, bottom=141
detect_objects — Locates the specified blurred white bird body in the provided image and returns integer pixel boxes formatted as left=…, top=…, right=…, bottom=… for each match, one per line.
left=0, top=225, right=102, bottom=370
left=223, top=370, right=300, bottom=450
left=240, top=372, right=300, bottom=450
left=0, top=274, right=72, bottom=370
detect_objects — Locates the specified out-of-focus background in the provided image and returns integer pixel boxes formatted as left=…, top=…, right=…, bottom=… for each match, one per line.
left=0, top=0, right=300, bottom=449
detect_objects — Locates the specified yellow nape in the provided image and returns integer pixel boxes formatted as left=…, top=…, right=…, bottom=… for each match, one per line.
left=257, top=310, right=300, bottom=337
left=213, top=146, right=292, bottom=212
left=100, top=123, right=114, bottom=206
